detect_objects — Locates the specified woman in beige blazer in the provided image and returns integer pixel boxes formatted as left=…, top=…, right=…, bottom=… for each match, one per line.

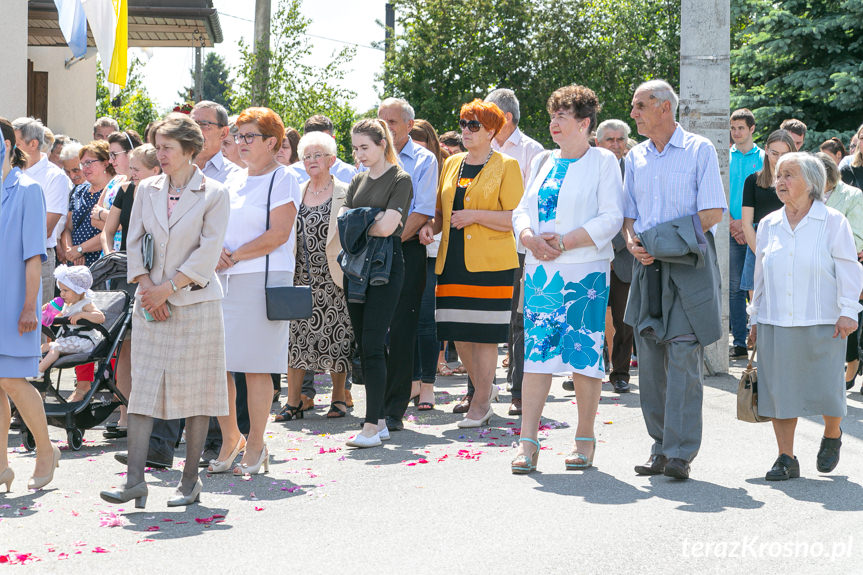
left=277, top=132, right=354, bottom=421
left=100, top=113, right=229, bottom=509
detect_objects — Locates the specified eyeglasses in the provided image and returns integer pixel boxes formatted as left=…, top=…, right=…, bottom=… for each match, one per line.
left=80, top=159, right=104, bottom=169
left=234, top=133, right=267, bottom=145
left=458, top=119, right=482, bottom=133
left=302, top=152, right=331, bottom=162
left=196, top=120, right=223, bottom=129
left=109, top=150, right=128, bottom=161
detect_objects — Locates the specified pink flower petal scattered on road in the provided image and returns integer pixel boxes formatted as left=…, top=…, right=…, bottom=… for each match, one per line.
left=146, top=526, right=160, bottom=532
left=99, top=512, right=128, bottom=527
left=254, top=506, right=265, bottom=511
left=92, top=547, right=109, bottom=553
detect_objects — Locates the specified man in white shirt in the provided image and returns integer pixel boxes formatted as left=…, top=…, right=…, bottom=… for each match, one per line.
left=286, top=115, right=358, bottom=184
left=13, top=117, right=72, bottom=305
left=483, top=89, right=544, bottom=416
left=191, top=101, right=243, bottom=184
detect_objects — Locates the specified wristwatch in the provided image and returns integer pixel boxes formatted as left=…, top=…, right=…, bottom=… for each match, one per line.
left=76, top=246, right=83, bottom=254
left=557, top=235, right=566, bottom=252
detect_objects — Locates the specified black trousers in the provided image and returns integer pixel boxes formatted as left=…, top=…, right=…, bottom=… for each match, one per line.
left=506, top=253, right=525, bottom=398
left=608, top=273, right=634, bottom=382
left=346, top=241, right=405, bottom=424
left=150, top=418, right=182, bottom=458
left=384, top=240, right=427, bottom=420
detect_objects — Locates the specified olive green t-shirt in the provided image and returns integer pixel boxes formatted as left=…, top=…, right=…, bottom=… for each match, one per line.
left=345, top=165, right=413, bottom=236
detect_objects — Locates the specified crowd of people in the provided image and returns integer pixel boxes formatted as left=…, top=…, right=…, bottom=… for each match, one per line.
left=2, top=78, right=863, bottom=506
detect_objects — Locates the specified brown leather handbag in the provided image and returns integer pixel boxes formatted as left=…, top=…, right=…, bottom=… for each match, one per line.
left=736, top=345, right=771, bottom=423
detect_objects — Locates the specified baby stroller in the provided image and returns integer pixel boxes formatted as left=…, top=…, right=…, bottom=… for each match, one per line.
left=21, top=254, right=133, bottom=451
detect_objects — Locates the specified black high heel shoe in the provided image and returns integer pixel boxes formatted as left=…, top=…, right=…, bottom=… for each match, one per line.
left=273, top=403, right=304, bottom=422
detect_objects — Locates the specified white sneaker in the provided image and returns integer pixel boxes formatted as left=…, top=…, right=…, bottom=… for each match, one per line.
left=346, top=432, right=381, bottom=448
left=378, top=426, right=390, bottom=441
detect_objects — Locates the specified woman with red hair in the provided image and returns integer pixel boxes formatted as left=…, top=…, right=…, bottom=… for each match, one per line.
left=419, top=99, right=524, bottom=427
left=208, top=107, right=300, bottom=476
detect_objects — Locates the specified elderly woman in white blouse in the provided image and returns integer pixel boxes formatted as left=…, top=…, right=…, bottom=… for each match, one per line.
left=749, top=152, right=863, bottom=482
left=509, top=85, right=623, bottom=474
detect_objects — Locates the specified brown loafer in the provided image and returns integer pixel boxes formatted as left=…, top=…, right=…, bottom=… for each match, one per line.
left=453, top=394, right=473, bottom=414
left=508, top=398, right=523, bottom=416
left=634, top=454, right=667, bottom=475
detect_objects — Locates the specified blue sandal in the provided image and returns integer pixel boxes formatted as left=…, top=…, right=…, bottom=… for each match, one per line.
left=565, top=437, right=596, bottom=470
left=511, top=438, right=540, bottom=474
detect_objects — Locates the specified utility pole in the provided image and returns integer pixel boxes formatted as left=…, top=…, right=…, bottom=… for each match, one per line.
left=384, top=3, right=394, bottom=91
left=679, top=0, right=731, bottom=374
left=194, top=46, right=203, bottom=102
left=253, top=0, right=271, bottom=106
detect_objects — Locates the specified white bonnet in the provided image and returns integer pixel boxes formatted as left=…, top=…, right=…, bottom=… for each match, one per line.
left=54, top=264, right=93, bottom=294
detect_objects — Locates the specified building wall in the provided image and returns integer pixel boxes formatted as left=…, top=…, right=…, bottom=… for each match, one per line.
left=28, top=47, right=97, bottom=143
left=0, top=1, right=29, bottom=120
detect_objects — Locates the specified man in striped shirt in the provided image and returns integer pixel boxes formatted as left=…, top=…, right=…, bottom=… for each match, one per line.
left=622, top=80, right=727, bottom=481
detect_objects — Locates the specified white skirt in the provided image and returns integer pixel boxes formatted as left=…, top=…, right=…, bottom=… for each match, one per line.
left=220, top=271, right=292, bottom=373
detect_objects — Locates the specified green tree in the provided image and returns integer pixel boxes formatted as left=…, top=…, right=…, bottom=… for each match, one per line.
left=381, top=0, right=680, bottom=147
left=731, top=0, right=863, bottom=148
left=232, top=0, right=358, bottom=160
left=179, top=52, right=233, bottom=112
left=96, top=58, right=160, bottom=137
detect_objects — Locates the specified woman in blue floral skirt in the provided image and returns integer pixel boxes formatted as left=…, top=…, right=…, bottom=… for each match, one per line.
left=510, top=85, right=623, bottom=474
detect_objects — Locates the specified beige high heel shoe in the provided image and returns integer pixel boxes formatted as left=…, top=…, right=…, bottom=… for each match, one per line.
left=0, top=467, right=14, bottom=492
left=208, top=436, right=246, bottom=474
left=233, top=445, right=269, bottom=475
left=28, top=445, right=61, bottom=490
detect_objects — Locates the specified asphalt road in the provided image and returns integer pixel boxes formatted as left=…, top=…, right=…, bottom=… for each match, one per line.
left=3, top=349, right=863, bottom=573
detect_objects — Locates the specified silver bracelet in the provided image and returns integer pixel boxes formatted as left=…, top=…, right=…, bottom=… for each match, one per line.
left=557, top=234, right=566, bottom=252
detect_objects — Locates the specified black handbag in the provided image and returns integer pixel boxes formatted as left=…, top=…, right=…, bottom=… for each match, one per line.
left=264, top=172, right=313, bottom=321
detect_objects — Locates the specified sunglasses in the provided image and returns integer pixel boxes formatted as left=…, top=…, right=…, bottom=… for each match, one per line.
left=458, top=119, right=482, bottom=133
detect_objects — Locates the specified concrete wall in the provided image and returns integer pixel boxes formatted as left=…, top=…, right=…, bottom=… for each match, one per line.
left=28, top=47, right=97, bottom=143
left=0, top=0, right=29, bottom=120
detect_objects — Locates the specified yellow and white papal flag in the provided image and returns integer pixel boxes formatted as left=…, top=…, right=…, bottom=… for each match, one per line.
left=81, top=0, right=128, bottom=94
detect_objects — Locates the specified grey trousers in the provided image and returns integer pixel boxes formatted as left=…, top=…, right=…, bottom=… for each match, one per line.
left=41, top=249, right=56, bottom=306
left=635, top=331, right=704, bottom=462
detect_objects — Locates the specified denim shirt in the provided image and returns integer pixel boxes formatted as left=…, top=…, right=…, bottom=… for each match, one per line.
left=338, top=207, right=393, bottom=303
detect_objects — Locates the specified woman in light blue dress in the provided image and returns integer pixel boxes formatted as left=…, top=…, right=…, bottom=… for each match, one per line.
left=0, top=118, right=61, bottom=491
left=510, top=86, right=623, bottom=474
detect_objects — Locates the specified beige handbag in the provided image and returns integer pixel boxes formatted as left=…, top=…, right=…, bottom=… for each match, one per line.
left=736, top=345, right=771, bottom=423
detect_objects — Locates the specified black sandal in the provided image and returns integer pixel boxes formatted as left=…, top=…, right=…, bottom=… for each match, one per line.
left=417, top=402, right=434, bottom=411
left=326, top=401, right=348, bottom=418
left=274, top=403, right=304, bottom=422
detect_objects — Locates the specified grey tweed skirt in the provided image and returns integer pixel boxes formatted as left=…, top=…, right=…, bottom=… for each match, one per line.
left=129, top=299, right=228, bottom=419
left=756, top=323, right=846, bottom=419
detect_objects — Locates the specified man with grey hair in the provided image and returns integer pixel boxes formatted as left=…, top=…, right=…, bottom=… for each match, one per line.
left=595, top=118, right=635, bottom=394
left=481, top=88, right=544, bottom=416
left=93, top=116, right=120, bottom=141
left=377, top=96, right=439, bottom=430
left=596, top=119, right=631, bottom=162
left=191, top=100, right=242, bottom=184
left=622, top=80, right=726, bottom=480
left=13, top=117, right=72, bottom=305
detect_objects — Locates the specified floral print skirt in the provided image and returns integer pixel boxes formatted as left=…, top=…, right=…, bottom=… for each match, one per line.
left=523, top=260, right=609, bottom=378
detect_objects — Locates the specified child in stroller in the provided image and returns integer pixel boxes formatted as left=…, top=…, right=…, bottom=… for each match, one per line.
left=37, top=265, right=105, bottom=379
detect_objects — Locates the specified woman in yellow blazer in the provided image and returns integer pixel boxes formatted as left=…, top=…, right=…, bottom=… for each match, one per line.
left=279, top=131, right=354, bottom=421
left=419, top=99, right=524, bottom=428
left=101, top=113, right=230, bottom=509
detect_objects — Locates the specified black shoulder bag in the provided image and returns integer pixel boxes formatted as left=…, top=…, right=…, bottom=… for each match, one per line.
left=264, top=172, right=313, bottom=321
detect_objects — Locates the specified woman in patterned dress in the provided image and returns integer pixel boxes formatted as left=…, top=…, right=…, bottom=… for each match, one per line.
left=510, top=85, right=623, bottom=474
left=278, top=132, right=353, bottom=420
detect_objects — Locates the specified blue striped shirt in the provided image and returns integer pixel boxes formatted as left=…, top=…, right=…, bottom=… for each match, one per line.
left=623, top=124, right=727, bottom=234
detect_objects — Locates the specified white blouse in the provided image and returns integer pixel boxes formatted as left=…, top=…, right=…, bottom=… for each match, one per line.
left=748, top=200, right=863, bottom=326
left=222, top=166, right=301, bottom=276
